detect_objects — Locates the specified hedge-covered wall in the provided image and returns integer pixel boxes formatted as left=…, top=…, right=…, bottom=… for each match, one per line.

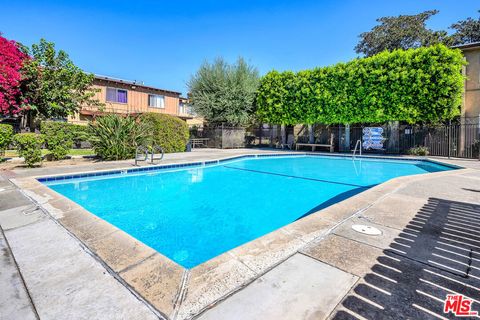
left=139, top=113, right=189, bottom=153
left=256, top=45, right=465, bottom=125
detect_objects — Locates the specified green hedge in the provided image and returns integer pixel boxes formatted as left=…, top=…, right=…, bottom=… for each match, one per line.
left=41, top=122, right=92, bottom=160
left=139, top=113, right=189, bottom=153
left=41, top=121, right=75, bottom=160
left=0, top=124, right=14, bottom=154
left=70, top=124, right=91, bottom=145
left=256, top=45, right=465, bottom=125
left=13, top=133, right=44, bottom=167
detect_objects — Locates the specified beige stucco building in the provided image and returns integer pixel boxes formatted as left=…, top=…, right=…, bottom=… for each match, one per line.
left=456, top=42, right=480, bottom=124
left=69, top=75, right=202, bottom=126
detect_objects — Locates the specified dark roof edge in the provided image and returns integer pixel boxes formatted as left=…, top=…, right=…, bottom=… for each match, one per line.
left=93, top=74, right=182, bottom=96
left=451, top=41, right=480, bottom=50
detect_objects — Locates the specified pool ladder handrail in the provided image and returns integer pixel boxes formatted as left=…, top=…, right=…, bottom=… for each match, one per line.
left=353, top=139, right=362, bottom=160
left=149, top=145, right=164, bottom=164
left=135, top=145, right=164, bottom=166
left=135, top=145, right=149, bottom=166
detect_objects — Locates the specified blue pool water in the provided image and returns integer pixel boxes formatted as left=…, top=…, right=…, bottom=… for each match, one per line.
left=42, top=155, right=453, bottom=268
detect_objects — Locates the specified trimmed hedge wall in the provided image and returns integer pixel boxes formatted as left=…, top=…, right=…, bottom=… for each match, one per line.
left=41, top=121, right=92, bottom=160
left=41, top=121, right=75, bottom=160
left=256, top=45, right=465, bottom=125
left=139, top=113, right=189, bottom=153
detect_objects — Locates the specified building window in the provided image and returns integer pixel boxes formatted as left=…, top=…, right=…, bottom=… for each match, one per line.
left=106, top=87, right=128, bottom=103
left=148, top=94, right=165, bottom=108
left=179, top=102, right=195, bottom=115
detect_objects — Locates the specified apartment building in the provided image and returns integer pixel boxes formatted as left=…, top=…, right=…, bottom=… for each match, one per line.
left=455, top=42, right=480, bottom=124
left=69, top=75, right=199, bottom=125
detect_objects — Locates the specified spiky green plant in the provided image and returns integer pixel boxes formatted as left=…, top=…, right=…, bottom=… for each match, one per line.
left=88, top=114, right=152, bottom=160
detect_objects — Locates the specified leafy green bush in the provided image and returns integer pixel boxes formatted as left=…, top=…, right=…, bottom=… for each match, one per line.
left=41, top=121, right=75, bottom=160
left=70, top=124, right=91, bottom=146
left=89, top=114, right=151, bottom=160
left=139, top=113, right=189, bottom=153
left=13, top=133, right=44, bottom=167
left=0, top=124, right=14, bottom=155
left=408, top=146, right=429, bottom=156
left=256, top=44, right=465, bottom=125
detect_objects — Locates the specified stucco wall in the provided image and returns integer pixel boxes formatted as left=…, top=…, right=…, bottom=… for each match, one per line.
left=463, top=47, right=480, bottom=123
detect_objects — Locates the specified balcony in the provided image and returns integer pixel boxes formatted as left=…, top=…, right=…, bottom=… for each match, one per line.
left=178, top=105, right=196, bottom=118
left=80, top=105, right=144, bottom=117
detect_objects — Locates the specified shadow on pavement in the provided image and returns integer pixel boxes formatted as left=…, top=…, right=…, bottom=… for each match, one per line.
left=333, top=197, right=480, bottom=320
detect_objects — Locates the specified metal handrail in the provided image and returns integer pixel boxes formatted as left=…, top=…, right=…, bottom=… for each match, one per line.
left=149, top=145, right=164, bottom=164
left=353, top=139, right=362, bottom=160
left=135, top=145, right=148, bottom=166
left=135, top=145, right=164, bottom=166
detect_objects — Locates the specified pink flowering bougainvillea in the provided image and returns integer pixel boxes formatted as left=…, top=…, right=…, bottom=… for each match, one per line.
left=0, top=34, right=28, bottom=115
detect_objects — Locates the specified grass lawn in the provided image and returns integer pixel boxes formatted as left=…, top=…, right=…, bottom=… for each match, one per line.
left=4, top=149, right=95, bottom=158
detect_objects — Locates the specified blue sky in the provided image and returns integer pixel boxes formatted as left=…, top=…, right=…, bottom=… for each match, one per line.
left=1, top=0, right=478, bottom=95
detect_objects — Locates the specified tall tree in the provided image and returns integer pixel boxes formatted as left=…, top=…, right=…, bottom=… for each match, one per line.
left=355, top=10, right=449, bottom=56
left=21, top=39, right=100, bottom=122
left=450, top=10, right=480, bottom=45
left=188, top=57, right=259, bottom=126
left=0, top=34, right=28, bottom=115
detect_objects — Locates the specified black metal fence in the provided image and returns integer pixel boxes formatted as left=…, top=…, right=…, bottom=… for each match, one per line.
left=243, top=122, right=480, bottom=159
left=245, top=126, right=281, bottom=147
left=190, top=125, right=246, bottom=149
left=344, top=123, right=479, bottom=158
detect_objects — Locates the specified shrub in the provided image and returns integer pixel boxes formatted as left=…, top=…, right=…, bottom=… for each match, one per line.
left=188, top=57, right=259, bottom=126
left=139, top=113, right=189, bottom=153
left=0, top=124, right=14, bottom=154
left=256, top=44, right=465, bottom=125
left=408, top=146, right=429, bottom=156
left=41, top=121, right=75, bottom=160
left=70, top=124, right=91, bottom=144
left=13, top=133, right=44, bottom=167
left=89, top=114, right=151, bottom=160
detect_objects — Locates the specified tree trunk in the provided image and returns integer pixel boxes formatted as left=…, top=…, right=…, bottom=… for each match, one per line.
left=387, top=121, right=399, bottom=153
left=20, top=111, right=33, bottom=132
left=345, top=123, right=351, bottom=151
left=308, top=124, right=314, bottom=143
left=281, top=125, right=286, bottom=144
left=269, top=124, right=274, bottom=148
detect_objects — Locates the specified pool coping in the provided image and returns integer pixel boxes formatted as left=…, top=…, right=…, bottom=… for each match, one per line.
left=9, top=153, right=468, bottom=320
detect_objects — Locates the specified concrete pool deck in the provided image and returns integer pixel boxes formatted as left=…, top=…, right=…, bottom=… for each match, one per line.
left=1, top=148, right=479, bottom=319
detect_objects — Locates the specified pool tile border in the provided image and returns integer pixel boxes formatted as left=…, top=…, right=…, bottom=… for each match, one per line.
left=36, top=152, right=460, bottom=184
left=9, top=153, right=468, bottom=320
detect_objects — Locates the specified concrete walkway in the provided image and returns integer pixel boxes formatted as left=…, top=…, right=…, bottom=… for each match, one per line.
left=1, top=149, right=479, bottom=319
left=199, top=156, right=480, bottom=320
left=0, top=149, right=284, bottom=320
left=0, top=175, right=160, bottom=320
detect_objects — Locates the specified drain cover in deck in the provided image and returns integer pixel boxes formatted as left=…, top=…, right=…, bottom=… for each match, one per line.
left=352, top=224, right=382, bottom=236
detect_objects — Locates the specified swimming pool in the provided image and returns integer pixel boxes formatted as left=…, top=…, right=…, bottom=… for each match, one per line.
left=41, top=155, right=454, bottom=268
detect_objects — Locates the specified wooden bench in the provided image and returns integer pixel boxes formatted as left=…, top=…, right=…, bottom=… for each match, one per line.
left=190, top=138, right=210, bottom=148
left=295, top=133, right=334, bottom=152
left=295, top=143, right=334, bottom=152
